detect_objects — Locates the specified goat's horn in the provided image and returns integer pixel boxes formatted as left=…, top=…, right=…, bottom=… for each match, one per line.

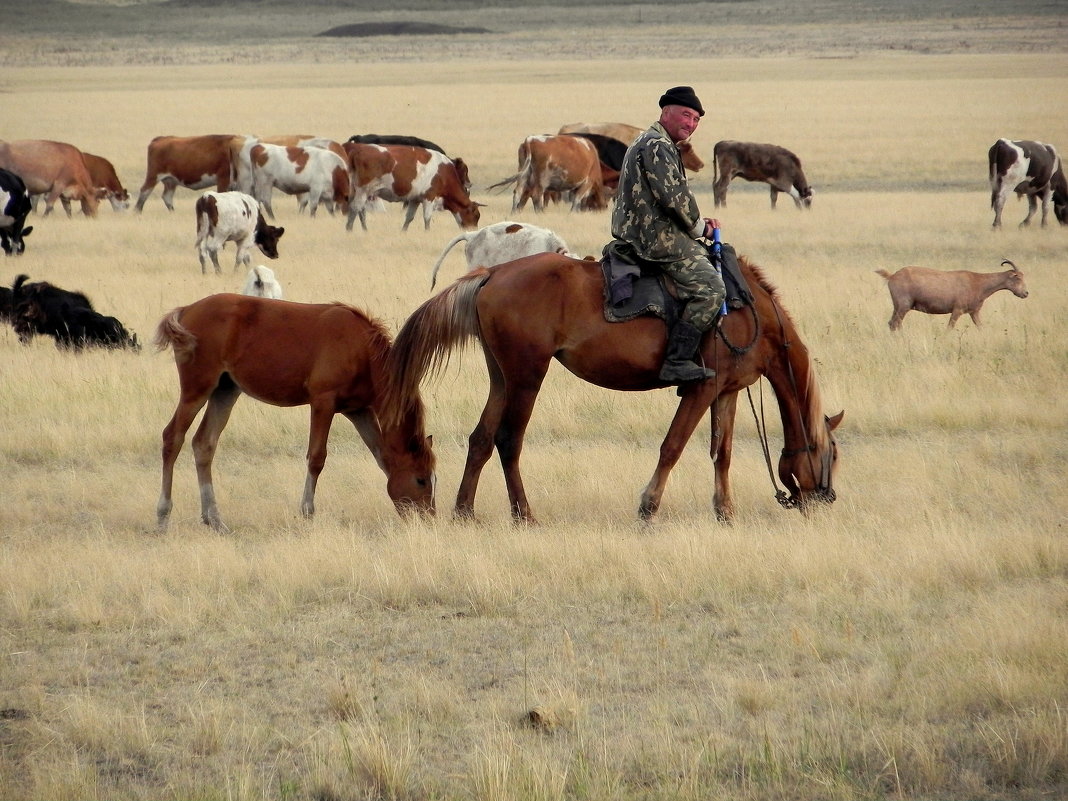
left=1001, top=259, right=1017, bottom=269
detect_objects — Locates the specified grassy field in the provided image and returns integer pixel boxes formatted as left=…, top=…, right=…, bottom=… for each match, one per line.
left=2, top=3, right=1068, bottom=799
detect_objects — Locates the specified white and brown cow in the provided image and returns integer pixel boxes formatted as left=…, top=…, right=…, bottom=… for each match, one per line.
left=344, top=143, right=480, bottom=232
left=136, top=134, right=241, bottom=212
left=988, top=138, right=1068, bottom=228
left=712, top=140, right=813, bottom=209
left=194, top=191, right=285, bottom=274
left=0, top=139, right=100, bottom=217
left=0, top=168, right=33, bottom=255
left=249, top=142, right=351, bottom=219
left=429, top=220, right=575, bottom=289
left=493, top=134, right=608, bottom=213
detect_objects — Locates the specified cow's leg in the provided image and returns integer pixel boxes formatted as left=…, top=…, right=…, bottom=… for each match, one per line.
left=1020, top=194, right=1039, bottom=227
left=300, top=401, right=336, bottom=518
left=135, top=175, right=157, bottom=213
left=161, top=179, right=178, bottom=212
left=59, top=196, right=73, bottom=218
left=712, top=175, right=730, bottom=207
left=770, top=187, right=779, bottom=209
left=1039, top=188, right=1052, bottom=227
left=422, top=199, right=435, bottom=229
left=191, top=380, right=243, bottom=531
left=400, top=201, right=419, bottom=231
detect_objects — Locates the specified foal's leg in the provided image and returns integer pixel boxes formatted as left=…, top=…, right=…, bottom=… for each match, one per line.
left=301, top=401, right=337, bottom=518
left=710, top=392, right=740, bottom=523
left=455, top=350, right=508, bottom=520
left=343, top=409, right=387, bottom=471
left=638, top=383, right=719, bottom=521
left=191, top=381, right=243, bottom=531
left=158, top=386, right=214, bottom=532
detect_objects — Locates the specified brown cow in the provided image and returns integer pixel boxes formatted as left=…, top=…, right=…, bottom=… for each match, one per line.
left=492, top=134, right=608, bottom=213
left=712, top=140, right=813, bottom=209
left=344, top=143, right=480, bottom=232
left=559, top=121, right=705, bottom=173
left=135, top=134, right=241, bottom=212
left=0, top=139, right=100, bottom=217
left=82, top=152, right=130, bottom=212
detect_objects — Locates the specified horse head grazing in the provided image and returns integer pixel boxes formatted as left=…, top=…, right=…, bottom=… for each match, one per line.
left=777, top=410, right=844, bottom=511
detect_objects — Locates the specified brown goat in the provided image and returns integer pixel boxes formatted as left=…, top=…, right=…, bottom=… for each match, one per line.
left=875, top=260, right=1028, bottom=331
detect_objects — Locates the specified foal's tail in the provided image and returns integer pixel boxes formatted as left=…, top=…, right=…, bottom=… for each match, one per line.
left=382, top=269, right=488, bottom=427
left=153, top=307, right=197, bottom=362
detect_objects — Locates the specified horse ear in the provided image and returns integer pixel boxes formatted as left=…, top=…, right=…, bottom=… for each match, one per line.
left=826, top=411, right=844, bottom=430
left=426, top=434, right=433, bottom=448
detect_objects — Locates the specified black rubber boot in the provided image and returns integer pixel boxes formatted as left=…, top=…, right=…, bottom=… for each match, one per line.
left=658, top=320, right=715, bottom=384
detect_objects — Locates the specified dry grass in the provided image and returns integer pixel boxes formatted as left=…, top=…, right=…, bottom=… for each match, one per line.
left=2, top=4, right=1068, bottom=799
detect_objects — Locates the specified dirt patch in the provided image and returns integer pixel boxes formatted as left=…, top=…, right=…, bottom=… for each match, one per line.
left=317, top=22, right=491, bottom=38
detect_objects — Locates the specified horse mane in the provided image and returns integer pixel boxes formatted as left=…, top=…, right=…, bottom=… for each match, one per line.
left=331, top=302, right=431, bottom=438
left=738, top=255, right=828, bottom=448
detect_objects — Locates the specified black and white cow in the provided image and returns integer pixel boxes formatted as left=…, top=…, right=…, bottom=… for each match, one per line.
left=0, top=168, right=33, bottom=255
left=9, top=274, right=140, bottom=350
left=989, top=138, right=1068, bottom=228
left=194, top=191, right=285, bottom=274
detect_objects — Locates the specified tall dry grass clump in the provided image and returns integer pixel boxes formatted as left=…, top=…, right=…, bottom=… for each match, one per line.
left=1, top=16, right=1066, bottom=800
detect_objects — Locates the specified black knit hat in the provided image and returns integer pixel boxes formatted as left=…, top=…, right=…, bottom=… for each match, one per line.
left=658, top=85, right=705, bottom=117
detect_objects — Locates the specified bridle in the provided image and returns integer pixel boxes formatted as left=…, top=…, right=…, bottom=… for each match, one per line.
left=729, top=296, right=837, bottom=509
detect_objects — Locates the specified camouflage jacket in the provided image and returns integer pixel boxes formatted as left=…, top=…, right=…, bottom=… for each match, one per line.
left=611, top=121, right=706, bottom=263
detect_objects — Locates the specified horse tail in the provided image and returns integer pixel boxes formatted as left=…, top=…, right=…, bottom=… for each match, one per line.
left=383, top=270, right=488, bottom=426
left=430, top=231, right=471, bottom=290
left=153, top=307, right=197, bottom=362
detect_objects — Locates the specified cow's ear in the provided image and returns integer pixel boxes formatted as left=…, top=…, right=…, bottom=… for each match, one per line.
left=22, top=226, right=33, bottom=238
left=276, top=227, right=285, bottom=237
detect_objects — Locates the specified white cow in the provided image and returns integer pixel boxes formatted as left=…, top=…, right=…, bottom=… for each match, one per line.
left=249, top=142, right=351, bottom=219
left=241, top=265, right=284, bottom=299
left=430, top=220, right=574, bottom=289
left=194, top=191, right=284, bottom=274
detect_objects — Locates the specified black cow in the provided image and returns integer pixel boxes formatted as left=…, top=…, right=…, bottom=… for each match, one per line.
left=988, top=138, right=1068, bottom=228
left=1, top=168, right=33, bottom=255
left=9, top=274, right=140, bottom=351
left=712, top=140, right=813, bottom=209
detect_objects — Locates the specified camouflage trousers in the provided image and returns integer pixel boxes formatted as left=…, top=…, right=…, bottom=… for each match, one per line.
left=661, top=251, right=726, bottom=331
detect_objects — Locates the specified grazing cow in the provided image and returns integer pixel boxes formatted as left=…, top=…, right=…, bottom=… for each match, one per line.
left=249, top=142, right=351, bottom=219
left=0, top=139, right=100, bottom=217
left=347, top=134, right=471, bottom=190
left=194, top=191, right=285, bottom=274
left=429, top=220, right=574, bottom=289
left=712, top=140, right=813, bottom=209
left=344, top=143, right=480, bottom=232
left=0, top=168, right=33, bottom=255
left=241, top=265, right=284, bottom=299
left=988, top=138, right=1068, bottom=228
left=492, top=134, right=608, bottom=212
left=82, top=152, right=130, bottom=212
left=875, top=261, right=1028, bottom=331
left=135, top=134, right=240, bottom=212
left=9, top=274, right=139, bottom=350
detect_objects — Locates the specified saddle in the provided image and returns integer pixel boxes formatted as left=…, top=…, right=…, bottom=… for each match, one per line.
left=600, top=239, right=754, bottom=324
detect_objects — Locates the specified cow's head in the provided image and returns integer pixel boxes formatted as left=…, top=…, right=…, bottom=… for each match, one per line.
left=453, top=201, right=482, bottom=230
left=1, top=225, right=32, bottom=256
left=800, top=185, right=814, bottom=208
left=105, top=188, right=131, bottom=213
left=254, top=214, right=285, bottom=259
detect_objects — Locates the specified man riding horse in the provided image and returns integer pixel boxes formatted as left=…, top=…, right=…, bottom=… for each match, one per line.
left=610, top=85, right=726, bottom=384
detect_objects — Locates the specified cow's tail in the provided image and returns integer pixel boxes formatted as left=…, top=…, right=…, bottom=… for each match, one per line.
left=486, top=172, right=521, bottom=192
left=429, top=231, right=472, bottom=290
left=153, top=307, right=197, bottom=363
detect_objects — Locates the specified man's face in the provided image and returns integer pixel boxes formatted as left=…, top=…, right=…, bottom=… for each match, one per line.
left=660, top=104, right=701, bottom=143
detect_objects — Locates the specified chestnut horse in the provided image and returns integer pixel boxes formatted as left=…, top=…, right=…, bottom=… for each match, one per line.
left=154, top=294, right=436, bottom=531
left=385, top=252, right=842, bottom=523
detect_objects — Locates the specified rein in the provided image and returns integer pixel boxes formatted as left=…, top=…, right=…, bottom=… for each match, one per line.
left=741, top=294, right=835, bottom=508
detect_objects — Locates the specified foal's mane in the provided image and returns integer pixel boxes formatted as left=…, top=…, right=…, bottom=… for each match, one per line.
left=334, top=302, right=429, bottom=435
